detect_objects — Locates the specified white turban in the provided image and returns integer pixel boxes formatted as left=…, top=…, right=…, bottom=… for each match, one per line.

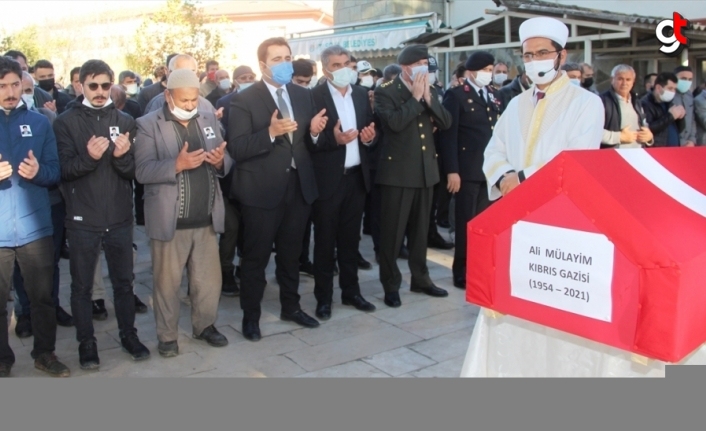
left=519, top=17, right=569, bottom=47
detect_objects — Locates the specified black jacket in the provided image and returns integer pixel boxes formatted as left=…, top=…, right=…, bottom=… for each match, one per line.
left=599, top=88, right=648, bottom=148
left=53, top=96, right=137, bottom=231
left=640, top=92, right=685, bottom=147
left=227, top=81, right=324, bottom=209
left=137, top=81, right=165, bottom=113
left=310, top=83, right=375, bottom=200
left=438, top=83, right=501, bottom=181
left=496, top=76, right=527, bottom=112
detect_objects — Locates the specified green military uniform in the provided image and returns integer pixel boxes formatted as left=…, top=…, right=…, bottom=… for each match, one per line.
left=374, top=75, right=452, bottom=295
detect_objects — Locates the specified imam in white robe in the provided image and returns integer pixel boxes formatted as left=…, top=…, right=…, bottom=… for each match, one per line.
left=483, top=72, right=604, bottom=201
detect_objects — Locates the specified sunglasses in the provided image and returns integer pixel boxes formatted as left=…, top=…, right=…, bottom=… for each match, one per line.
left=86, top=82, right=112, bottom=91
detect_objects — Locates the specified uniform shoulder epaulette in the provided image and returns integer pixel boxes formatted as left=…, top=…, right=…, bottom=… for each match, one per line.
left=380, top=80, right=393, bottom=88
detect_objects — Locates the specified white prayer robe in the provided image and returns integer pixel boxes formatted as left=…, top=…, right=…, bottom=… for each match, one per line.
left=483, top=72, right=604, bottom=201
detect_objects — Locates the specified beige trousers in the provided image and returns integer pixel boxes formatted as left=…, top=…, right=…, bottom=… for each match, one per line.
left=150, top=226, right=221, bottom=342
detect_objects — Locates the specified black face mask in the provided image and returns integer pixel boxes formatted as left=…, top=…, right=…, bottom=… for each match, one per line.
left=581, top=77, right=594, bottom=89
left=38, top=78, right=55, bottom=92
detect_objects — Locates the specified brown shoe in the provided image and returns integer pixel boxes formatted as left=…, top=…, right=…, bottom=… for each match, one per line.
left=34, top=353, right=70, bottom=377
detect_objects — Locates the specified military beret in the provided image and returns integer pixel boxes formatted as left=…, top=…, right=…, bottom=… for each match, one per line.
left=465, top=51, right=495, bottom=72
left=397, top=44, right=429, bottom=66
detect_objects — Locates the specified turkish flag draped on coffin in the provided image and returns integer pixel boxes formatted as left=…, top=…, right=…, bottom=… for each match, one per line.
left=466, top=147, right=706, bottom=363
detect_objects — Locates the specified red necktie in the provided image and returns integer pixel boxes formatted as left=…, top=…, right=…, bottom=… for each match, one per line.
left=536, top=91, right=545, bottom=101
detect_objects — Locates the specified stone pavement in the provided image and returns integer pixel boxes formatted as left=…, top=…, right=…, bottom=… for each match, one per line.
left=6, top=226, right=479, bottom=378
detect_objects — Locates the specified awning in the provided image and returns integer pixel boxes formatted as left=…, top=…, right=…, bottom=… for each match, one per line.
left=288, top=22, right=432, bottom=59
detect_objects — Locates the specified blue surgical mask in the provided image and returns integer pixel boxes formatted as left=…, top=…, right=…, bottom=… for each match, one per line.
left=238, top=82, right=253, bottom=91
left=569, top=78, right=581, bottom=86
left=266, top=61, right=293, bottom=86
left=410, top=65, right=428, bottom=80
left=676, top=79, right=692, bottom=94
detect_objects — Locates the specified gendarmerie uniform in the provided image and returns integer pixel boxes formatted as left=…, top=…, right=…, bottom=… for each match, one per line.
left=438, top=51, right=501, bottom=287
left=374, top=45, right=452, bottom=302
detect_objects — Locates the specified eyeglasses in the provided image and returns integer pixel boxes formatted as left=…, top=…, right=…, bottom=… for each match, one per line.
left=521, top=50, right=559, bottom=62
left=86, top=82, right=112, bottom=91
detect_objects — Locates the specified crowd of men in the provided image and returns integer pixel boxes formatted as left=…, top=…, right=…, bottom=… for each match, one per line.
left=1, top=15, right=705, bottom=377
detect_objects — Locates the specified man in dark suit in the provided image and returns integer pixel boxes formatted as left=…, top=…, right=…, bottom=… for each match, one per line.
left=374, top=44, right=453, bottom=308
left=438, top=51, right=500, bottom=289
left=227, top=37, right=329, bottom=341
left=309, top=45, right=377, bottom=320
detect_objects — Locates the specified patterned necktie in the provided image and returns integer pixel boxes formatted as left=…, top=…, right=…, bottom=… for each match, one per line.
left=276, top=88, right=296, bottom=168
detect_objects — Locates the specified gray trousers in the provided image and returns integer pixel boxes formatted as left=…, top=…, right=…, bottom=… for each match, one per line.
left=150, top=226, right=221, bottom=342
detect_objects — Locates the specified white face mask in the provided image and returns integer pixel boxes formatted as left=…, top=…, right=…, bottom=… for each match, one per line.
left=168, top=94, right=198, bottom=121
left=219, top=79, right=231, bottom=90
left=524, top=58, right=558, bottom=85
left=125, top=83, right=138, bottom=95
left=660, top=88, right=676, bottom=103
left=328, top=67, right=356, bottom=88
left=473, top=71, right=492, bottom=87
left=409, top=64, right=428, bottom=80
left=428, top=72, right=437, bottom=86
left=569, top=78, right=581, bottom=86
left=308, top=79, right=318, bottom=89
left=21, top=94, right=35, bottom=110
left=238, top=82, right=253, bottom=91
left=493, top=73, right=507, bottom=85
left=360, top=75, right=374, bottom=88
left=82, top=97, right=113, bottom=109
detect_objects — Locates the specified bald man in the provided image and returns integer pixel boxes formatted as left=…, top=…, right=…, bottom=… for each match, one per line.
left=205, top=69, right=232, bottom=108
left=143, top=55, right=221, bottom=119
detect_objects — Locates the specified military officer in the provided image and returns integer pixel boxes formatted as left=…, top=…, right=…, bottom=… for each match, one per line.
left=438, top=51, right=501, bottom=289
left=374, top=44, right=453, bottom=308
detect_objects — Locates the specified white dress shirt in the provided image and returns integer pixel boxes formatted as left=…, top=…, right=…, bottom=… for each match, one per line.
left=264, top=80, right=319, bottom=143
left=327, top=81, right=365, bottom=168
left=467, top=78, right=489, bottom=103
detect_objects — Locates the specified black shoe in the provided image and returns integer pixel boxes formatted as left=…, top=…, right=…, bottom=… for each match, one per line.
left=315, top=302, right=331, bottom=320
left=411, top=284, right=449, bottom=297
left=357, top=253, right=373, bottom=270
left=362, top=227, right=372, bottom=235
left=34, top=353, right=70, bottom=377
left=221, top=270, right=240, bottom=297
left=121, top=333, right=151, bottom=361
left=437, top=219, right=451, bottom=229
left=242, top=319, right=261, bottom=342
left=158, top=340, right=179, bottom=358
left=281, top=310, right=320, bottom=328
left=14, top=314, right=32, bottom=338
left=92, top=299, right=108, bottom=321
left=454, top=279, right=466, bottom=289
left=78, top=339, right=100, bottom=370
left=299, top=261, right=315, bottom=278
left=194, top=325, right=228, bottom=347
left=56, top=306, right=74, bottom=327
left=342, top=294, right=376, bottom=312
left=134, top=295, right=148, bottom=314
left=384, top=292, right=401, bottom=308
left=0, top=362, right=11, bottom=377
left=399, top=246, right=409, bottom=260
left=60, top=242, right=70, bottom=260
left=428, top=231, right=454, bottom=250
